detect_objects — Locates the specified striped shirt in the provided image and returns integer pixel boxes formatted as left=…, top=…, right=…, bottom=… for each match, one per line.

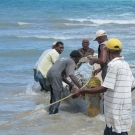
left=102, top=57, right=135, bottom=133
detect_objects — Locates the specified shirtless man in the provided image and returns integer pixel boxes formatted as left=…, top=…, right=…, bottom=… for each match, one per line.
left=78, top=38, right=94, bottom=57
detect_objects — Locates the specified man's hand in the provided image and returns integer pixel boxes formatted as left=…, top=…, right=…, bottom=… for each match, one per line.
left=89, top=60, right=94, bottom=65
left=93, top=68, right=102, bottom=76
left=132, top=87, right=135, bottom=92
left=71, top=89, right=81, bottom=99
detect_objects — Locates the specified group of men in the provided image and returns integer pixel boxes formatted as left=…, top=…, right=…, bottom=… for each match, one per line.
left=33, top=30, right=135, bottom=135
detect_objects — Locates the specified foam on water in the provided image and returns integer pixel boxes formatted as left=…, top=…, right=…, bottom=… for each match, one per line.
left=18, top=22, right=31, bottom=26
left=66, top=18, right=135, bottom=25
left=90, top=19, right=135, bottom=25
left=26, top=81, right=42, bottom=95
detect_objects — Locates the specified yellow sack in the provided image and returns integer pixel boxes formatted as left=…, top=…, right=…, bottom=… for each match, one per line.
left=85, top=77, right=101, bottom=117
left=88, top=76, right=101, bottom=88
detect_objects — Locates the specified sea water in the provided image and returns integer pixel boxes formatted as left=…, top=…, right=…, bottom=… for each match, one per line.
left=0, top=0, right=135, bottom=134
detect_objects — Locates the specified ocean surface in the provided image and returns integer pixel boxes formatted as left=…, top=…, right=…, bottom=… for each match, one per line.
left=0, top=0, right=135, bottom=134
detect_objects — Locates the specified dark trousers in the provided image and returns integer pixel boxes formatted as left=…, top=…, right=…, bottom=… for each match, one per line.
left=38, top=78, right=51, bottom=92
left=49, top=86, right=62, bottom=114
left=104, top=125, right=128, bottom=135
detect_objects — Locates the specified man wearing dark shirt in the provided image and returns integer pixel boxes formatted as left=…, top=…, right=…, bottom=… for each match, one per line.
left=90, top=30, right=108, bottom=81
left=78, top=38, right=94, bottom=57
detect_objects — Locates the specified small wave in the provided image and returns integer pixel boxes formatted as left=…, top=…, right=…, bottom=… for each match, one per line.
left=51, top=23, right=86, bottom=29
left=117, top=13, right=133, bottom=16
left=90, top=19, right=135, bottom=25
left=34, top=104, right=47, bottom=114
left=18, top=35, right=79, bottom=40
left=95, top=114, right=105, bottom=122
left=85, top=114, right=105, bottom=123
left=50, top=23, right=98, bottom=29
left=66, top=18, right=135, bottom=25
left=28, top=104, right=48, bottom=119
left=0, top=35, right=85, bottom=41
left=26, top=81, right=41, bottom=95
left=64, top=23, right=98, bottom=26
left=0, top=21, right=31, bottom=27
left=18, top=22, right=31, bottom=26
left=48, top=18, right=89, bottom=23
left=68, top=18, right=89, bottom=22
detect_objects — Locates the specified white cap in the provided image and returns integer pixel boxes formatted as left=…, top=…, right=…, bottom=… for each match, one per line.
left=52, top=41, right=57, bottom=46
left=93, top=30, right=107, bottom=41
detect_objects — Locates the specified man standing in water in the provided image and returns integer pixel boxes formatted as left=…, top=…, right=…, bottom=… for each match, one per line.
left=34, top=41, right=64, bottom=92
left=47, top=50, right=82, bottom=114
left=33, top=42, right=57, bottom=90
left=90, top=30, right=108, bottom=81
left=72, top=38, right=135, bottom=135
left=78, top=38, right=94, bottom=57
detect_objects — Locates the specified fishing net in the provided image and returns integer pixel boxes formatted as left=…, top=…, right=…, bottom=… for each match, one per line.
left=63, top=54, right=102, bottom=117
left=74, top=62, right=93, bottom=87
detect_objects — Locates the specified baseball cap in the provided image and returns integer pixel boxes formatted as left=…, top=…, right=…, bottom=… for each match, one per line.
left=105, top=38, right=122, bottom=50
left=52, top=42, right=57, bottom=46
left=93, top=30, right=107, bottom=41
left=70, top=50, right=82, bottom=57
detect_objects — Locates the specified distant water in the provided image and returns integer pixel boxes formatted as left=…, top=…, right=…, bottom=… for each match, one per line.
left=0, top=0, right=135, bottom=135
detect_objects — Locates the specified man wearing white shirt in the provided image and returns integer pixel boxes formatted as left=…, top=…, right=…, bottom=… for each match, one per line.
left=33, top=42, right=57, bottom=74
left=33, top=41, right=64, bottom=91
left=72, top=38, right=135, bottom=135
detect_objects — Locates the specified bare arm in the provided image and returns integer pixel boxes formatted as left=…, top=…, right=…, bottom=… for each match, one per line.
left=72, top=86, right=107, bottom=98
left=80, top=86, right=107, bottom=94
left=69, top=74, right=82, bottom=89
left=93, top=68, right=102, bottom=76
left=90, top=45, right=107, bottom=65
left=62, top=76, right=73, bottom=87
